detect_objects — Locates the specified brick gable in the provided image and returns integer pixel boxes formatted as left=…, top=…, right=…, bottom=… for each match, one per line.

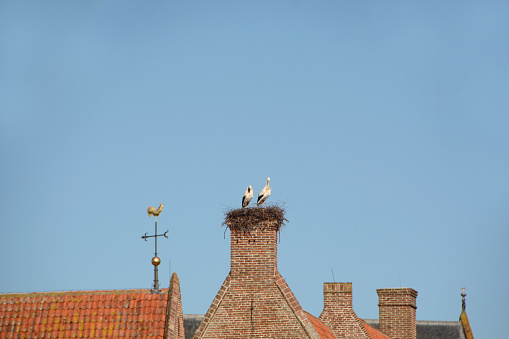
left=166, top=272, right=185, bottom=339
left=193, top=209, right=327, bottom=338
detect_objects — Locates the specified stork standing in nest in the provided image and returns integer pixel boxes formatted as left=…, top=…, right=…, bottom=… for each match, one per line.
left=242, top=185, right=253, bottom=208
left=147, top=204, right=164, bottom=221
left=257, top=177, right=271, bottom=206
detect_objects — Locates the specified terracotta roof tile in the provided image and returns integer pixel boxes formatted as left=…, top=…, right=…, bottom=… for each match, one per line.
left=304, top=311, right=336, bottom=339
left=361, top=319, right=393, bottom=339
left=0, top=289, right=169, bottom=338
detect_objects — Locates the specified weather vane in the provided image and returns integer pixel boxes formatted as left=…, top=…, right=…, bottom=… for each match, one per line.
left=461, top=287, right=467, bottom=310
left=142, top=203, right=168, bottom=294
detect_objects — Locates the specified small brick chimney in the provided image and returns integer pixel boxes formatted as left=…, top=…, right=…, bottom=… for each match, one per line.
left=319, top=282, right=369, bottom=339
left=377, top=288, right=418, bottom=339
left=193, top=207, right=322, bottom=339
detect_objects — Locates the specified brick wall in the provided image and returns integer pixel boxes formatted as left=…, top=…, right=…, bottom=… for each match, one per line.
left=166, top=272, right=185, bottom=339
left=319, top=283, right=368, bottom=339
left=230, top=220, right=278, bottom=280
left=193, top=214, right=321, bottom=339
left=377, top=288, right=418, bottom=339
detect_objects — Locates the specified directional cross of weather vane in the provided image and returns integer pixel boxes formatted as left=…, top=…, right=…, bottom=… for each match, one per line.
left=142, top=204, right=168, bottom=294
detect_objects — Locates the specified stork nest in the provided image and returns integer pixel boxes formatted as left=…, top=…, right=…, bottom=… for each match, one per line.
left=223, top=204, right=288, bottom=233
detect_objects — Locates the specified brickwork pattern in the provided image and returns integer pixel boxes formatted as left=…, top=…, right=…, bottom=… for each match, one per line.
left=193, top=219, right=323, bottom=339
left=166, top=272, right=185, bottom=339
left=319, top=283, right=369, bottom=339
left=377, top=288, right=418, bottom=339
left=191, top=274, right=231, bottom=338
left=274, top=271, right=322, bottom=338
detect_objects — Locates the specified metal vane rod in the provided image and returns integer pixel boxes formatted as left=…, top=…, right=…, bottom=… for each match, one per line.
left=142, top=217, right=169, bottom=294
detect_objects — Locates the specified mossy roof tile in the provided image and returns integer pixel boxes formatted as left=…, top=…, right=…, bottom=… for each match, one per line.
left=0, top=289, right=169, bottom=338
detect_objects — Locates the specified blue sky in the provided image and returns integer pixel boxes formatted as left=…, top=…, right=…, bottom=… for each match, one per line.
left=1, top=1, right=508, bottom=338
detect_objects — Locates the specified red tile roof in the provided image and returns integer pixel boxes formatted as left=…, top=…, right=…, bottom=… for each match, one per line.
left=361, top=320, right=392, bottom=339
left=305, top=311, right=336, bottom=339
left=0, top=289, right=170, bottom=338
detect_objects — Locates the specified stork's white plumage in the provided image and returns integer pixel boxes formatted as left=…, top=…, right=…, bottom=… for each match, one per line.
left=242, top=185, right=253, bottom=208
left=147, top=204, right=164, bottom=218
left=257, top=177, right=271, bottom=206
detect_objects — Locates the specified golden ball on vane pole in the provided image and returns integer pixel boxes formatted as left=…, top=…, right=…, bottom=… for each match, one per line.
left=151, top=256, right=161, bottom=266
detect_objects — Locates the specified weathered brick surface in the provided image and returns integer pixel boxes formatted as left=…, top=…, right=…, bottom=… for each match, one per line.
left=275, top=271, right=322, bottom=338
left=193, top=218, right=322, bottom=339
left=377, top=288, right=418, bottom=339
left=166, top=272, right=185, bottom=339
left=319, top=283, right=369, bottom=339
left=192, top=274, right=231, bottom=338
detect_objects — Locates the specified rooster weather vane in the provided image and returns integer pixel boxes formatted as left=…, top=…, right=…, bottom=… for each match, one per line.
left=142, top=204, right=168, bottom=294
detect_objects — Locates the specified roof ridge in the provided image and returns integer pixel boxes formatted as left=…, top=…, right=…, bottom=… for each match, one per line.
left=0, top=288, right=169, bottom=296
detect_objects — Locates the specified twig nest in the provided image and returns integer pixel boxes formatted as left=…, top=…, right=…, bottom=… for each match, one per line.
left=223, top=204, right=288, bottom=233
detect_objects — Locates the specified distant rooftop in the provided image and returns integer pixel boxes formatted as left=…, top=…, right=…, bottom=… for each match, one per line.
left=180, top=315, right=467, bottom=339
left=364, top=319, right=466, bottom=339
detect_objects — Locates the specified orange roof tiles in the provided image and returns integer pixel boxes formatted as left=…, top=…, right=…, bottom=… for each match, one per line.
left=361, top=320, right=393, bottom=339
left=0, top=289, right=169, bottom=338
left=304, top=311, right=336, bottom=339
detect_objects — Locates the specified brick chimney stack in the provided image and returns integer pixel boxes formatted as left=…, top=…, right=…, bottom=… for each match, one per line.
left=230, top=219, right=278, bottom=281
left=319, top=282, right=369, bottom=339
left=377, top=288, right=418, bottom=339
left=193, top=207, right=322, bottom=338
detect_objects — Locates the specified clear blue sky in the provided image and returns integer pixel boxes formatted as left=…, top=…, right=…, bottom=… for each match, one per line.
left=1, top=1, right=508, bottom=338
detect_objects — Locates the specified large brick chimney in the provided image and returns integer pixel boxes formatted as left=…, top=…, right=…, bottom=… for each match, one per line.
left=319, top=282, right=369, bottom=339
left=193, top=207, right=322, bottom=339
left=230, top=219, right=278, bottom=281
left=377, top=288, right=418, bottom=339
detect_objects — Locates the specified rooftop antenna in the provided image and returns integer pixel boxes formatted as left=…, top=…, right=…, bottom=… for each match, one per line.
left=331, top=268, right=336, bottom=283
left=143, top=204, right=169, bottom=294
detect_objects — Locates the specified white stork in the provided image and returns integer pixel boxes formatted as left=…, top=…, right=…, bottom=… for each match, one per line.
left=242, top=185, right=253, bottom=208
left=257, top=177, right=271, bottom=206
left=147, top=204, right=164, bottom=220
